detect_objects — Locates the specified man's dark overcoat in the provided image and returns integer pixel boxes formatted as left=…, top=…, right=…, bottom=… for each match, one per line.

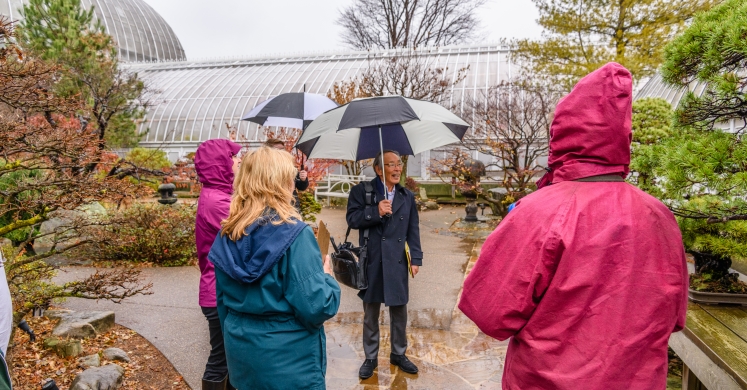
left=346, top=177, right=423, bottom=307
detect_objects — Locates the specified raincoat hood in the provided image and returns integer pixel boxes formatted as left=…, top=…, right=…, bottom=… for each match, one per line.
left=194, top=139, right=241, bottom=194
left=538, top=62, right=632, bottom=188
left=208, top=215, right=307, bottom=284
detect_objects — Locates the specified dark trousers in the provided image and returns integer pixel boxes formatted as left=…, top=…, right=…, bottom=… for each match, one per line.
left=201, top=306, right=228, bottom=382
left=362, top=302, right=407, bottom=359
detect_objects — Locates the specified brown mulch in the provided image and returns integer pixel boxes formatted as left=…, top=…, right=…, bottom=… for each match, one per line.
left=9, top=315, right=190, bottom=390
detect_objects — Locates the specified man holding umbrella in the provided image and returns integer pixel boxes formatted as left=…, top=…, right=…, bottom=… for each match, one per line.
left=346, top=149, right=423, bottom=379
left=295, top=94, right=469, bottom=378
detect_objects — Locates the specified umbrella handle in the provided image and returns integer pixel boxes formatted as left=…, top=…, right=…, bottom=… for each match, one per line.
left=378, top=124, right=392, bottom=218
left=295, top=149, right=305, bottom=171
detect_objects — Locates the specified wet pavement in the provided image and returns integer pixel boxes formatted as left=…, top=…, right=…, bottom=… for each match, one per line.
left=57, top=205, right=506, bottom=389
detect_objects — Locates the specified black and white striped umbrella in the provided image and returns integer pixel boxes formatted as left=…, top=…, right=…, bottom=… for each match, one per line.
left=241, top=92, right=338, bottom=130
left=295, top=96, right=469, bottom=161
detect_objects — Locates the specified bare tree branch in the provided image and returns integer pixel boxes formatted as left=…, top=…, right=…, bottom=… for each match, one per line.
left=337, top=0, right=486, bottom=50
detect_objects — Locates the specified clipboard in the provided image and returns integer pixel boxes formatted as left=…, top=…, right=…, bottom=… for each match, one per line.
left=405, top=242, right=414, bottom=278
left=316, top=220, right=331, bottom=261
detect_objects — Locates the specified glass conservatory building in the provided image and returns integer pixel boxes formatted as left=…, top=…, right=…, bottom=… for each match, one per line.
left=129, top=45, right=514, bottom=158
left=2, top=0, right=518, bottom=177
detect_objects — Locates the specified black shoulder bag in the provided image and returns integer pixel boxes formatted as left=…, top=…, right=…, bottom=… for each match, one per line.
left=329, top=182, right=373, bottom=290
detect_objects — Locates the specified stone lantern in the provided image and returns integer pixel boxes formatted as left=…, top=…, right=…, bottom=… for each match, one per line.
left=157, top=182, right=177, bottom=205
left=462, top=159, right=485, bottom=222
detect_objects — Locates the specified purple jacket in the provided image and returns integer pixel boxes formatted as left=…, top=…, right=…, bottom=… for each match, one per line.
left=194, top=139, right=241, bottom=307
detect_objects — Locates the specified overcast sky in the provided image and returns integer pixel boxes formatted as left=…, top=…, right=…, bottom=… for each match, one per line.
left=142, top=0, right=543, bottom=60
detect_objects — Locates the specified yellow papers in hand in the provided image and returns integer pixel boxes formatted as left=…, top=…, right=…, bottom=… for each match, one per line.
left=405, top=242, right=413, bottom=278
left=317, top=221, right=331, bottom=262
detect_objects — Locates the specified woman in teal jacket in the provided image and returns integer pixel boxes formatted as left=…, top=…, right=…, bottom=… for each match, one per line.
left=208, top=146, right=340, bottom=390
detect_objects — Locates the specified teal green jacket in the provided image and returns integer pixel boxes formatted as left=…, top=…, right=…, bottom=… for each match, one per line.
left=0, top=351, right=10, bottom=390
left=210, top=219, right=340, bottom=390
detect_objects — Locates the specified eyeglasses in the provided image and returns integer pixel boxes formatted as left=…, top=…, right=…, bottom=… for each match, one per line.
left=383, top=162, right=403, bottom=168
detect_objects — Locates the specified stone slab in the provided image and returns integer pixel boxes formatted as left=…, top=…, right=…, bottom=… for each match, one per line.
left=70, top=364, right=124, bottom=390
left=52, top=311, right=115, bottom=339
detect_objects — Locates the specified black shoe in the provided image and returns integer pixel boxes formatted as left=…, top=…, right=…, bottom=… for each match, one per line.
left=359, top=358, right=378, bottom=379
left=390, top=353, right=418, bottom=374
left=202, top=377, right=226, bottom=390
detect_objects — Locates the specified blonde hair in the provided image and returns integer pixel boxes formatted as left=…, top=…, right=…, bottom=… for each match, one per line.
left=221, top=146, right=300, bottom=240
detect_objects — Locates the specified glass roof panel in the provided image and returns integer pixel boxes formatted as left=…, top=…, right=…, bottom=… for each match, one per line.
left=131, top=45, right=514, bottom=147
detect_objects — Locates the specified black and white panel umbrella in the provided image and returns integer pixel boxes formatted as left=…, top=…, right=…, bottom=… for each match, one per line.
left=241, top=92, right=338, bottom=130
left=295, top=96, right=470, bottom=162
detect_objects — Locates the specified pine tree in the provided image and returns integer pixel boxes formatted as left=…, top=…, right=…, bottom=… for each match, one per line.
left=18, top=0, right=102, bottom=61
left=515, top=0, right=717, bottom=89
left=661, top=0, right=747, bottom=131
left=628, top=97, right=673, bottom=197
left=631, top=0, right=747, bottom=291
left=19, top=0, right=147, bottom=148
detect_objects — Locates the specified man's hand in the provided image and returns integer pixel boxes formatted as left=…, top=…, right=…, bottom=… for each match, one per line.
left=411, top=265, right=419, bottom=277
left=299, top=170, right=308, bottom=181
left=323, top=254, right=333, bottom=276
left=378, top=200, right=392, bottom=216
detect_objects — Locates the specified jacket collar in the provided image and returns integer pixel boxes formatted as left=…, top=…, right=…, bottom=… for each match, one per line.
left=373, top=176, right=404, bottom=197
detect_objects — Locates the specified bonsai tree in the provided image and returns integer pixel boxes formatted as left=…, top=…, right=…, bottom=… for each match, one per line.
left=430, top=149, right=501, bottom=213
left=0, top=17, right=152, bottom=367
left=454, top=76, right=559, bottom=216
left=647, top=0, right=747, bottom=292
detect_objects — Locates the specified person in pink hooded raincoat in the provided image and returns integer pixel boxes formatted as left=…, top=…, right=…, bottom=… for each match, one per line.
left=194, top=139, right=241, bottom=390
left=458, top=63, right=689, bottom=390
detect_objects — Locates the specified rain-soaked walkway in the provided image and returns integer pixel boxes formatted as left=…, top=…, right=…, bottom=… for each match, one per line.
left=323, top=244, right=506, bottom=389
left=58, top=205, right=506, bottom=389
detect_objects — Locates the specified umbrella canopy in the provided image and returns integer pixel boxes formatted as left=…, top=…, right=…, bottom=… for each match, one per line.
left=241, top=92, right=338, bottom=129
left=295, top=96, right=469, bottom=161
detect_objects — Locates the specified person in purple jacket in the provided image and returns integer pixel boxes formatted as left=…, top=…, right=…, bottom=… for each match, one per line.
left=194, top=139, right=242, bottom=390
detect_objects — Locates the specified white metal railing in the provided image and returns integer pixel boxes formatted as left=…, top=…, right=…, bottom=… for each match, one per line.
left=314, top=174, right=368, bottom=204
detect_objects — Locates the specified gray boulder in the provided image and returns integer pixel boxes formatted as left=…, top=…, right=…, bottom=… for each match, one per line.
left=34, top=202, right=107, bottom=254
left=43, top=337, right=83, bottom=358
left=424, top=201, right=440, bottom=210
left=53, top=311, right=115, bottom=339
left=77, top=353, right=101, bottom=368
left=103, top=348, right=130, bottom=363
left=70, top=364, right=124, bottom=390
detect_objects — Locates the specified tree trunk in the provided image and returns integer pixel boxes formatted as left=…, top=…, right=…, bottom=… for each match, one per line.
left=399, top=155, right=409, bottom=187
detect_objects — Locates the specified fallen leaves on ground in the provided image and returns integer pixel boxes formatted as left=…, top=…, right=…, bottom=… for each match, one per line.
left=9, top=314, right=190, bottom=390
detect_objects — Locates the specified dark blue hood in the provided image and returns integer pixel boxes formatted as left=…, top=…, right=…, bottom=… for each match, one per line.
left=208, top=215, right=307, bottom=283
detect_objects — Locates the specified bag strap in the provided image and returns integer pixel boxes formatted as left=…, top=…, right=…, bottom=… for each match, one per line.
left=344, top=181, right=375, bottom=243
left=574, top=175, right=625, bottom=182
left=362, top=182, right=373, bottom=242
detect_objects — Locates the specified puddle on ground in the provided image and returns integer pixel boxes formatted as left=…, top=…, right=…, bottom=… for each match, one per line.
left=330, top=309, right=455, bottom=331
left=323, top=216, right=505, bottom=389
left=447, top=218, right=500, bottom=241
left=324, top=323, right=507, bottom=389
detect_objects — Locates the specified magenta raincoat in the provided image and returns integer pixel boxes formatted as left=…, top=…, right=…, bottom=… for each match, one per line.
left=458, top=63, right=688, bottom=389
left=195, top=139, right=241, bottom=308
